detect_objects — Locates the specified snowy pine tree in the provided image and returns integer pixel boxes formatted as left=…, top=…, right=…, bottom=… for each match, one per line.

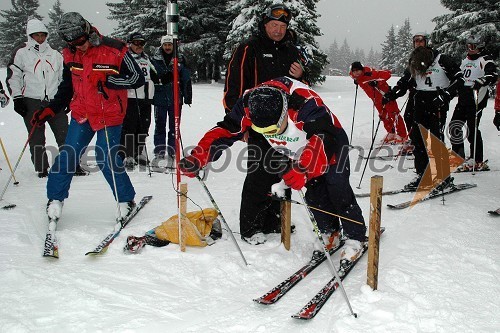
left=47, top=0, right=65, bottom=51
left=180, top=0, right=230, bottom=82
left=380, top=25, right=397, bottom=73
left=326, top=40, right=341, bottom=75
left=394, top=18, right=413, bottom=75
left=108, top=0, right=231, bottom=81
left=288, top=0, right=327, bottom=85
left=107, top=0, right=166, bottom=43
left=353, top=48, right=366, bottom=66
left=224, top=0, right=263, bottom=59
left=0, top=0, right=43, bottom=66
left=365, top=47, right=382, bottom=68
left=432, top=0, right=499, bottom=62
left=337, top=38, right=353, bottom=74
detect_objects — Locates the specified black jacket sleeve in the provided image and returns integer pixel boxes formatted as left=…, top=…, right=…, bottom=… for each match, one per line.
left=48, top=63, right=73, bottom=114
left=438, top=53, right=464, bottom=94
left=223, top=43, right=256, bottom=113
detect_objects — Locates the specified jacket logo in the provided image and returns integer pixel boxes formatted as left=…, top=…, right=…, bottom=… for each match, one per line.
left=263, top=54, right=273, bottom=58
left=94, top=64, right=111, bottom=70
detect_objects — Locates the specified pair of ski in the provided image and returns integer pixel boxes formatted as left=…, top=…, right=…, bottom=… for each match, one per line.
left=254, top=236, right=374, bottom=320
left=356, top=183, right=477, bottom=209
left=386, top=183, right=477, bottom=209
left=43, top=195, right=153, bottom=258
left=488, top=209, right=500, bottom=216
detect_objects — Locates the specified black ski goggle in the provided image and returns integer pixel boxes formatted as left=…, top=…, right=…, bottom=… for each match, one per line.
left=68, top=35, right=88, bottom=47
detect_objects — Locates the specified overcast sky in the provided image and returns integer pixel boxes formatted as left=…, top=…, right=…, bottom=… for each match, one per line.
left=1, top=0, right=449, bottom=52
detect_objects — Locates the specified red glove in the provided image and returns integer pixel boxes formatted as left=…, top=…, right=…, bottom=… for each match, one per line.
left=282, top=164, right=307, bottom=190
left=179, top=155, right=201, bottom=178
left=88, top=71, right=107, bottom=87
left=31, top=107, right=55, bottom=127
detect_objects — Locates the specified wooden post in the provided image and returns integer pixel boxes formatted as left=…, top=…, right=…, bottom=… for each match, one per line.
left=179, top=182, right=187, bottom=252
left=281, top=201, right=291, bottom=250
left=367, top=175, right=383, bottom=290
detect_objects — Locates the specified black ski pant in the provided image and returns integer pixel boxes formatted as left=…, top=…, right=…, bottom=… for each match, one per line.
left=410, top=91, right=450, bottom=182
left=404, top=90, right=416, bottom=134
left=22, top=98, right=68, bottom=173
left=120, top=98, right=152, bottom=160
left=239, top=130, right=289, bottom=238
left=304, top=150, right=366, bottom=241
left=450, top=88, right=484, bottom=163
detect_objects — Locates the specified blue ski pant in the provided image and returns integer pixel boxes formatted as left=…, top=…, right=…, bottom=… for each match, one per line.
left=47, top=119, right=136, bottom=202
left=153, top=105, right=181, bottom=156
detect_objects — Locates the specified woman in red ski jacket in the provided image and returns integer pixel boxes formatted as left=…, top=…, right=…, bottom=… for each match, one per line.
left=349, top=62, right=407, bottom=143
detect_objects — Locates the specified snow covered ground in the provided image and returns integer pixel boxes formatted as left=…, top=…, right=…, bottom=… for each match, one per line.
left=0, top=70, right=499, bottom=332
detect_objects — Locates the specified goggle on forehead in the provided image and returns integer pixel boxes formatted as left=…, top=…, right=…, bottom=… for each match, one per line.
left=267, top=7, right=291, bottom=23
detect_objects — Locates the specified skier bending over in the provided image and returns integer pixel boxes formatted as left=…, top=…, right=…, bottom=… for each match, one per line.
left=179, top=76, right=366, bottom=269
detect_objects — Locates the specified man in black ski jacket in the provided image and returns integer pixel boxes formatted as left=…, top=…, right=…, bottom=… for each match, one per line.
left=222, top=3, right=308, bottom=245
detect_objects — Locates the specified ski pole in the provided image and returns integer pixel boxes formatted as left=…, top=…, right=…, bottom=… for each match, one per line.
left=195, top=174, right=248, bottom=266
left=0, top=138, right=19, bottom=185
left=298, top=190, right=357, bottom=318
left=357, top=119, right=382, bottom=189
left=349, top=84, right=358, bottom=146
left=0, top=124, right=37, bottom=202
left=471, top=90, right=482, bottom=175
left=269, top=194, right=364, bottom=226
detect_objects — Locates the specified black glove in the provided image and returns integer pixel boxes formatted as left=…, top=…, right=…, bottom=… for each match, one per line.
left=382, top=90, right=396, bottom=105
left=0, top=89, right=9, bottom=108
left=493, top=111, right=500, bottom=131
left=472, top=77, right=486, bottom=91
left=179, top=156, right=200, bottom=178
left=368, top=80, right=378, bottom=87
left=353, top=79, right=358, bottom=86
left=433, top=88, right=451, bottom=108
left=13, top=96, right=27, bottom=117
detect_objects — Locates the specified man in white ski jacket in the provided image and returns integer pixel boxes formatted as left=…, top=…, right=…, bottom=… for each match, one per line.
left=6, top=19, right=68, bottom=178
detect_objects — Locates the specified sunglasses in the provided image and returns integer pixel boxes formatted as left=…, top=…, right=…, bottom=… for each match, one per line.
left=131, top=40, right=146, bottom=47
left=267, top=7, right=291, bottom=23
left=413, top=37, right=426, bottom=43
left=68, top=35, right=88, bottom=47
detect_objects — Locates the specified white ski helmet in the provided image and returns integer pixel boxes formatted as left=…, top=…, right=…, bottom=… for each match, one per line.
left=413, top=32, right=430, bottom=47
